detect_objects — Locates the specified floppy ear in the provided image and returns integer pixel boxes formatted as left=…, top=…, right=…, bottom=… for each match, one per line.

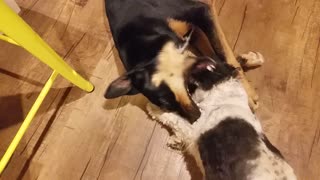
left=104, top=74, right=139, bottom=99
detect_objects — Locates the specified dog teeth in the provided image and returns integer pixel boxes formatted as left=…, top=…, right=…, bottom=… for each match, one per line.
left=187, top=88, right=191, bottom=96
left=206, top=65, right=215, bottom=72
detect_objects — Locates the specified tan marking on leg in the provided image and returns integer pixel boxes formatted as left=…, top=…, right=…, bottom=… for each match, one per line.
left=168, top=18, right=215, bottom=57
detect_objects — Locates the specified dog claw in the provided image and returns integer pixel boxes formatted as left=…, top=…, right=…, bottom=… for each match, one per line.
left=206, top=65, right=214, bottom=71
left=167, top=136, right=184, bottom=150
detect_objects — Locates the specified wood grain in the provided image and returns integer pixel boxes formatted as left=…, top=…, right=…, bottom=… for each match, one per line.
left=0, top=0, right=319, bottom=179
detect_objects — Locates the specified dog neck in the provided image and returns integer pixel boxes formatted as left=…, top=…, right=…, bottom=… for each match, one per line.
left=191, top=78, right=262, bottom=136
left=194, top=78, right=250, bottom=110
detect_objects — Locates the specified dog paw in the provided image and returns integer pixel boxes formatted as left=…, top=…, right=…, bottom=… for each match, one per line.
left=239, top=51, right=264, bottom=68
left=167, top=135, right=184, bottom=150
left=146, top=103, right=188, bottom=131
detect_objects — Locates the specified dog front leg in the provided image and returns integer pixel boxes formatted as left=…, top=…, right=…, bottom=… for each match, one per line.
left=212, top=6, right=259, bottom=110
left=196, top=4, right=259, bottom=110
left=146, top=103, right=194, bottom=149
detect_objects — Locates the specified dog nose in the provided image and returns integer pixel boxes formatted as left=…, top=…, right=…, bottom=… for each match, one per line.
left=180, top=104, right=201, bottom=124
left=187, top=107, right=201, bottom=123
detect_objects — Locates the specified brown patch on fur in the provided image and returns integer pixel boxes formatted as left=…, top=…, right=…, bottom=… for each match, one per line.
left=167, top=18, right=214, bottom=58
left=167, top=18, right=191, bottom=39
left=152, top=41, right=195, bottom=106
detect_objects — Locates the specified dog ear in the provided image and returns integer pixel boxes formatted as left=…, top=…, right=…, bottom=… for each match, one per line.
left=104, top=74, right=139, bottom=99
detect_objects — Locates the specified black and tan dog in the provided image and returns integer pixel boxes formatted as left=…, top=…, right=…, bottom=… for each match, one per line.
left=104, top=0, right=259, bottom=123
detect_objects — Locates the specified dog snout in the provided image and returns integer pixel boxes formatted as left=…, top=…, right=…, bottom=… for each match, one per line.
left=180, top=104, right=201, bottom=124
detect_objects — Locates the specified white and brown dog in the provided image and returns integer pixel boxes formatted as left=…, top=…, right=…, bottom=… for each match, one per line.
left=147, top=52, right=296, bottom=180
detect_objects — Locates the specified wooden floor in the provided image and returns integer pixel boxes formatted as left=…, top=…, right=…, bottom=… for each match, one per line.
left=0, top=0, right=319, bottom=179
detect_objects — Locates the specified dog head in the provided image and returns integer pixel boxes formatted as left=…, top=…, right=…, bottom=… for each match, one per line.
left=105, top=41, right=201, bottom=123
left=105, top=18, right=235, bottom=123
left=186, top=56, right=238, bottom=94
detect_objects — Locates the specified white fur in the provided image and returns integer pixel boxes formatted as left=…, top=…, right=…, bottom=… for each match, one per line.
left=190, top=78, right=262, bottom=136
left=247, top=142, right=296, bottom=180
left=178, top=27, right=194, bottom=53
left=147, top=78, right=296, bottom=180
left=148, top=79, right=262, bottom=141
left=240, top=51, right=265, bottom=67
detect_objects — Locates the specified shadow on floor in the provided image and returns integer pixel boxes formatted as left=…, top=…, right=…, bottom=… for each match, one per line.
left=0, top=86, right=87, bottom=131
left=0, top=5, right=108, bottom=179
left=16, top=87, right=72, bottom=180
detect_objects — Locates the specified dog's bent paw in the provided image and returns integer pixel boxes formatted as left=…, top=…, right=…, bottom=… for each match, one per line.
left=239, top=51, right=264, bottom=68
left=146, top=103, right=193, bottom=146
left=167, top=135, right=184, bottom=151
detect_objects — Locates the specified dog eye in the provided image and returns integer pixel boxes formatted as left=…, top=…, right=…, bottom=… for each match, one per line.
left=159, top=99, right=169, bottom=105
left=160, top=98, right=175, bottom=110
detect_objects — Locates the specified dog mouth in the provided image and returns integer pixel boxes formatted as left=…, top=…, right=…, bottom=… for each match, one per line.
left=185, top=56, right=217, bottom=93
left=181, top=57, right=218, bottom=116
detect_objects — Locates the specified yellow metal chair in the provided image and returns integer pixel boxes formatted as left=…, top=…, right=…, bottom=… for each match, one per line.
left=0, top=0, right=94, bottom=173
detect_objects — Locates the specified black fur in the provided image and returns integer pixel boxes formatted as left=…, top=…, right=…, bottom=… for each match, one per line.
left=104, top=0, right=226, bottom=122
left=197, top=118, right=260, bottom=180
left=105, top=0, right=220, bottom=67
left=187, top=57, right=237, bottom=94
left=261, top=134, right=284, bottom=159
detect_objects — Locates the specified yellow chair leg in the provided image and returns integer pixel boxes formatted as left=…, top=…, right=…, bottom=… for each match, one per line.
left=0, top=33, right=19, bottom=46
left=0, top=0, right=94, bottom=92
left=0, top=0, right=95, bottom=174
left=0, top=71, right=58, bottom=174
